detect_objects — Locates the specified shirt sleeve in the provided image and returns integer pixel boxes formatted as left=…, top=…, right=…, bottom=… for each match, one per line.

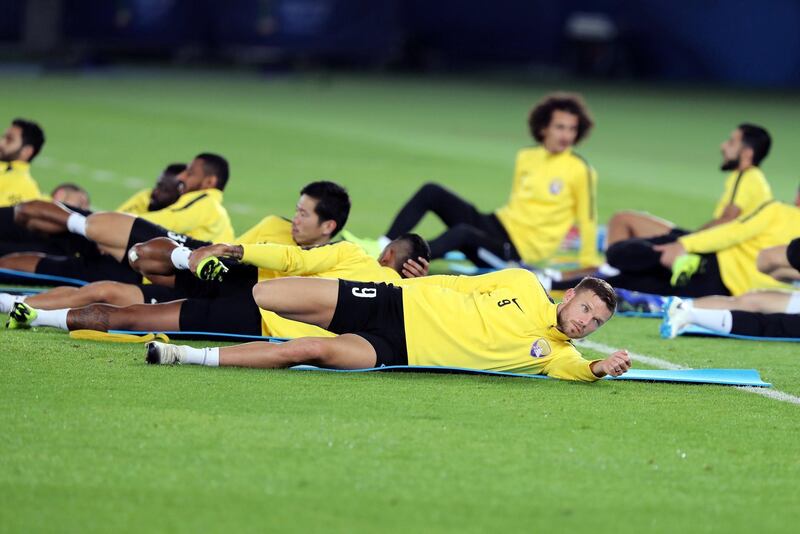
left=679, top=201, right=774, bottom=253
left=574, top=164, right=600, bottom=267
left=139, top=194, right=210, bottom=235
left=542, top=346, right=601, bottom=382
left=241, top=243, right=346, bottom=275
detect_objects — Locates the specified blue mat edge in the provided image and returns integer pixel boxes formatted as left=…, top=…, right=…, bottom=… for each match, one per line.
left=108, top=330, right=770, bottom=387
left=677, top=323, right=800, bottom=343
left=0, top=268, right=88, bottom=287
left=291, top=365, right=770, bottom=387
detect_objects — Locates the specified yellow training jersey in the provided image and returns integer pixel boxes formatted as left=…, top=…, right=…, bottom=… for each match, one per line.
left=495, top=146, right=599, bottom=267
left=679, top=201, right=800, bottom=296
left=0, top=161, right=41, bottom=207
left=240, top=241, right=401, bottom=338
left=139, top=188, right=234, bottom=243
left=234, top=215, right=294, bottom=245
left=711, top=167, right=772, bottom=219
left=115, top=188, right=152, bottom=215
left=397, top=269, right=601, bottom=381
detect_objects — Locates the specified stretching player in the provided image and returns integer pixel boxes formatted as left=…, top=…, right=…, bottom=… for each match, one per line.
left=606, top=124, right=772, bottom=246
left=0, top=118, right=45, bottom=207
left=662, top=238, right=800, bottom=339
left=553, top=199, right=800, bottom=298
left=0, top=154, right=233, bottom=283
left=0, top=181, right=348, bottom=311
left=5, top=235, right=431, bottom=339
left=144, top=274, right=630, bottom=382
left=0, top=163, right=184, bottom=256
left=347, top=92, right=599, bottom=269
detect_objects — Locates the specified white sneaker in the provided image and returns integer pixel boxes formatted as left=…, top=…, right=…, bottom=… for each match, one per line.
left=145, top=341, right=187, bottom=365
left=660, top=296, right=693, bottom=339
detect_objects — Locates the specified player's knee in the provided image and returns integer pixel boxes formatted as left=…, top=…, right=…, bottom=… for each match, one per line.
left=128, top=237, right=176, bottom=270
left=608, top=211, right=636, bottom=229
left=87, top=282, right=121, bottom=304
left=290, top=338, right=330, bottom=365
left=252, top=280, right=276, bottom=310
left=418, top=182, right=446, bottom=199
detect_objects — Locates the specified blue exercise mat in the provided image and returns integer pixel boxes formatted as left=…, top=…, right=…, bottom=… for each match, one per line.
left=0, top=286, right=46, bottom=296
left=291, top=365, right=771, bottom=387
left=672, top=323, right=800, bottom=343
left=0, top=268, right=87, bottom=287
left=617, top=310, right=663, bottom=318
left=110, top=330, right=770, bottom=386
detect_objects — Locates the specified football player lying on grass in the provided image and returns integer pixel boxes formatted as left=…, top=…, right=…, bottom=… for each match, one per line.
left=4, top=234, right=431, bottom=341
left=0, top=182, right=429, bottom=320
left=145, top=273, right=631, bottom=382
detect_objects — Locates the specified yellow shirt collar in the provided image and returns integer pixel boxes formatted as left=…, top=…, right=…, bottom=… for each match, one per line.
left=1, top=160, right=30, bottom=173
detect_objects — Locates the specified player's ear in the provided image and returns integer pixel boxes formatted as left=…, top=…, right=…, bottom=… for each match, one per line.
left=562, top=287, right=576, bottom=303
left=740, top=145, right=754, bottom=166
left=19, top=144, right=34, bottom=162
left=203, top=174, right=220, bottom=190
left=320, top=219, right=337, bottom=237
left=378, top=245, right=394, bottom=267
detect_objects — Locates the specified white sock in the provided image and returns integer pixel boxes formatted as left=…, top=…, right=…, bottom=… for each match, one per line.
left=0, top=293, right=25, bottom=313
left=597, top=263, right=621, bottom=277
left=170, top=246, right=192, bottom=270
left=378, top=236, right=391, bottom=249
left=183, top=346, right=220, bottom=367
left=66, top=213, right=88, bottom=236
left=688, top=308, right=732, bottom=333
left=30, top=308, right=69, bottom=330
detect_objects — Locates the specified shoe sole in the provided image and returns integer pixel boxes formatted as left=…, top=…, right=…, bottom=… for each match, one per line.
left=145, top=342, right=160, bottom=364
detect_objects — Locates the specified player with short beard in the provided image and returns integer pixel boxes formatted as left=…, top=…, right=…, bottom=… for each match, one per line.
left=0, top=118, right=45, bottom=207
left=145, top=274, right=631, bottom=383
left=606, top=124, right=773, bottom=246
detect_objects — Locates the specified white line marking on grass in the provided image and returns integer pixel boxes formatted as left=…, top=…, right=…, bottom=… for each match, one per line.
left=228, top=203, right=256, bottom=214
left=735, top=387, right=800, bottom=406
left=577, top=339, right=800, bottom=406
left=123, top=176, right=146, bottom=189
left=91, top=169, right=116, bottom=182
left=63, top=162, right=85, bottom=174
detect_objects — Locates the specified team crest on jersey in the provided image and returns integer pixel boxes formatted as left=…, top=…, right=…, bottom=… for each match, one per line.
left=549, top=178, right=564, bottom=195
left=530, top=338, right=552, bottom=358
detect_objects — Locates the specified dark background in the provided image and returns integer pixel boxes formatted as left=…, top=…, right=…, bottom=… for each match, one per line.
left=3, top=0, right=800, bottom=86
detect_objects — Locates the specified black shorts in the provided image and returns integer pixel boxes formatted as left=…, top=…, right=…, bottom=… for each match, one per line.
left=178, top=294, right=263, bottom=335
left=126, top=218, right=210, bottom=255
left=787, top=238, right=800, bottom=271
left=173, top=264, right=259, bottom=299
left=36, top=254, right=142, bottom=284
left=139, top=283, right=186, bottom=304
left=327, top=280, right=408, bottom=367
left=731, top=311, right=800, bottom=338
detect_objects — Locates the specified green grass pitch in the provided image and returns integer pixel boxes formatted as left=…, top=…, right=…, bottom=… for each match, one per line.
left=2, top=70, right=800, bottom=533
